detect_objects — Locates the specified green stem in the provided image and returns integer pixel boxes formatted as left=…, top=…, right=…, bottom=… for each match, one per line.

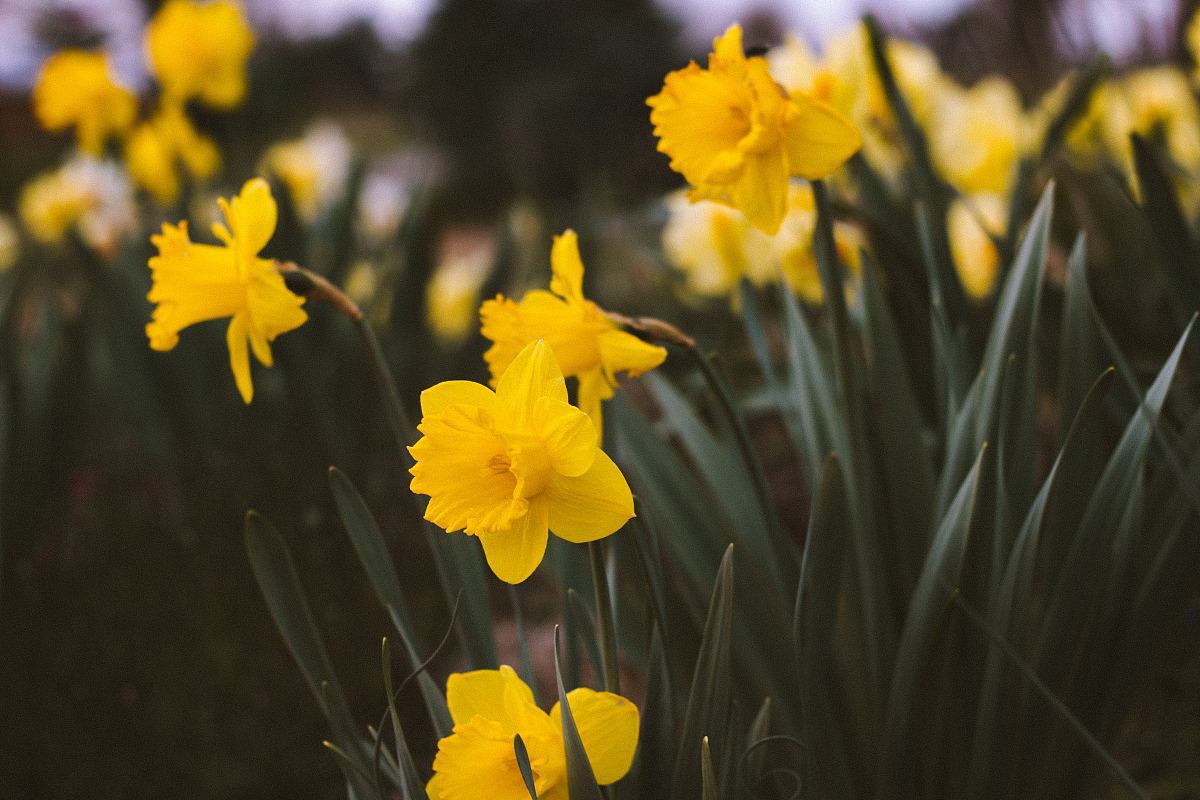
left=355, top=316, right=417, bottom=464
left=589, top=541, right=620, bottom=694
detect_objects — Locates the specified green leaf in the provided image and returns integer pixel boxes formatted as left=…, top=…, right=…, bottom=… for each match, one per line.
left=514, top=735, right=539, bottom=800
left=701, top=737, right=718, bottom=800
left=378, top=638, right=425, bottom=800
left=636, top=624, right=676, bottom=796
left=554, top=627, right=604, bottom=800
left=1057, top=236, right=1099, bottom=448
left=328, top=467, right=451, bottom=736
left=671, top=545, right=734, bottom=800
left=878, top=446, right=986, bottom=798
left=793, top=455, right=856, bottom=799
left=244, top=511, right=371, bottom=780
left=1131, top=133, right=1200, bottom=325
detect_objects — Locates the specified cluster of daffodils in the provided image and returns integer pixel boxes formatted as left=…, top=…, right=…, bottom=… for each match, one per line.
left=19, top=0, right=254, bottom=251
left=657, top=17, right=1200, bottom=306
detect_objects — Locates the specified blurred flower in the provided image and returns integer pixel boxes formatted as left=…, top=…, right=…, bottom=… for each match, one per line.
left=409, top=340, right=635, bottom=584
left=662, top=183, right=863, bottom=305
left=648, top=24, right=861, bottom=234
left=481, top=230, right=666, bottom=440
left=930, top=77, right=1031, bottom=197
left=947, top=193, right=1006, bottom=301
left=262, top=123, right=352, bottom=223
left=125, top=105, right=221, bottom=204
left=145, top=178, right=308, bottom=404
left=1189, top=9, right=1200, bottom=84
left=427, top=239, right=492, bottom=344
left=770, top=25, right=949, bottom=182
left=0, top=214, right=20, bottom=272
left=357, top=169, right=410, bottom=242
left=18, top=155, right=136, bottom=256
left=32, top=50, right=137, bottom=155
left=427, top=665, right=638, bottom=799
left=343, top=260, right=378, bottom=308
left=146, top=0, right=255, bottom=109
left=1118, top=67, right=1200, bottom=172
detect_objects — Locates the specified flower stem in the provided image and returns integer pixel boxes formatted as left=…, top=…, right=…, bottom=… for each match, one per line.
left=589, top=540, right=620, bottom=694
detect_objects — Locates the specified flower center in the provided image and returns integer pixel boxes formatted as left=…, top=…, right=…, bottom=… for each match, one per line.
left=499, top=433, right=554, bottom=499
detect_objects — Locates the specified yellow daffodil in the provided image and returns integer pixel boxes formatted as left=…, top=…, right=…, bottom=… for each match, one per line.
left=409, top=339, right=635, bottom=584
left=1189, top=9, right=1200, bottom=84
left=648, top=24, right=861, bottom=234
left=662, top=183, right=863, bottom=305
left=145, top=0, right=255, bottom=109
left=427, top=241, right=493, bottom=343
left=930, top=77, right=1031, bottom=197
left=125, top=105, right=221, bottom=204
left=145, top=178, right=308, bottom=403
left=32, top=50, right=137, bottom=155
left=427, top=665, right=639, bottom=800
left=480, top=230, right=666, bottom=440
left=18, top=155, right=136, bottom=255
left=947, top=194, right=1006, bottom=301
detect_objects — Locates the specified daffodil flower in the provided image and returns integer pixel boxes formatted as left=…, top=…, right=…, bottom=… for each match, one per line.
left=480, top=230, right=666, bottom=441
left=427, top=665, right=639, bottom=800
left=125, top=105, right=221, bottom=204
left=145, top=178, right=308, bottom=403
left=32, top=50, right=137, bottom=156
left=145, top=0, right=255, bottom=109
left=647, top=24, right=862, bottom=234
left=409, top=339, right=635, bottom=584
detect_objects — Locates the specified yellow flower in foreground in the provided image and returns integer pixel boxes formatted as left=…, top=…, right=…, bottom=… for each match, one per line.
left=146, top=0, right=255, bottom=108
left=648, top=24, right=861, bottom=234
left=480, top=230, right=666, bottom=440
left=146, top=178, right=308, bottom=403
left=948, top=194, right=1006, bottom=301
left=427, top=665, right=639, bottom=800
left=409, top=340, right=635, bottom=584
left=32, top=50, right=137, bottom=155
left=126, top=106, right=221, bottom=204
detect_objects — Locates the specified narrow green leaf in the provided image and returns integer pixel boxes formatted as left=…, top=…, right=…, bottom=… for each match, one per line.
left=1057, top=235, right=1099, bottom=448
left=671, top=545, right=734, bottom=800
left=589, top=541, right=621, bottom=694
left=329, top=467, right=451, bottom=735
left=636, top=624, right=676, bottom=797
left=514, top=735, right=539, bottom=800
left=878, top=446, right=986, bottom=799
left=378, top=638, right=425, bottom=800
left=701, top=737, right=718, bottom=800
left=508, top=585, right=539, bottom=706
left=1131, top=133, right=1200, bottom=324
left=554, top=627, right=604, bottom=800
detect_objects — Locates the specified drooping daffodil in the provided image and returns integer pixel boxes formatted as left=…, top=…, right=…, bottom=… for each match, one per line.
left=480, top=230, right=666, bottom=441
left=409, top=339, right=635, bottom=584
left=32, top=50, right=137, bottom=155
left=145, top=178, right=308, bottom=403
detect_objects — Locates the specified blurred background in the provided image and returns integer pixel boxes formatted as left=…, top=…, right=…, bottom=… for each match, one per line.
left=0, top=0, right=1198, bottom=797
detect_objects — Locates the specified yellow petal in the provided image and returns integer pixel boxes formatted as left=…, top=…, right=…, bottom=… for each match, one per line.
left=783, top=93, right=863, bottom=180
left=476, top=496, right=549, bottom=584
left=420, top=380, right=498, bottom=418
left=576, top=370, right=612, bottom=443
left=534, top=396, right=597, bottom=478
left=648, top=64, right=753, bottom=190
left=495, top=339, right=568, bottom=431
left=245, top=262, right=308, bottom=342
left=226, top=312, right=254, bottom=404
left=427, top=716, right=540, bottom=800
left=549, top=230, right=585, bottom=304
left=221, top=178, right=277, bottom=266
left=546, top=451, right=633, bottom=544
left=550, top=688, right=640, bottom=785
left=597, top=330, right=667, bottom=378
left=446, top=665, right=534, bottom=729
left=710, top=24, right=747, bottom=74
left=727, top=145, right=790, bottom=235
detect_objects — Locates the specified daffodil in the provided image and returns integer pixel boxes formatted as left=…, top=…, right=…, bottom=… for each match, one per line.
left=409, top=339, right=635, bottom=584
left=480, top=230, right=666, bottom=440
left=125, top=105, right=221, bottom=204
left=648, top=24, right=861, bottom=234
left=145, top=0, right=255, bottom=109
left=32, top=50, right=137, bottom=155
left=18, top=155, right=136, bottom=255
left=145, top=178, right=308, bottom=403
left=261, top=123, right=352, bottom=223
left=947, top=194, right=1006, bottom=301
left=427, top=665, right=639, bottom=800
left=427, top=241, right=493, bottom=343
left=930, top=77, right=1032, bottom=197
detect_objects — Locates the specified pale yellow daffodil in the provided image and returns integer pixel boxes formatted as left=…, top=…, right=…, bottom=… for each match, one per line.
left=32, top=50, right=137, bottom=155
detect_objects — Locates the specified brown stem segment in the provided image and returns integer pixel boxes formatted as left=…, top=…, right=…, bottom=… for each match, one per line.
left=276, top=261, right=364, bottom=323
left=603, top=310, right=696, bottom=349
